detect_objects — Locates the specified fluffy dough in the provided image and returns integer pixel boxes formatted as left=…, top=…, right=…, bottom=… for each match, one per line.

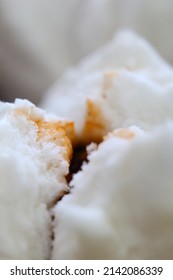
left=52, top=125, right=173, bottom=259
left=0, top=99, right=71, bottom=259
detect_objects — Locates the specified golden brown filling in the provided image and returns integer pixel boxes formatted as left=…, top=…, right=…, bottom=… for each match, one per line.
left=81, top=98, right=107, bottom=145
left=13, top=108, right=75, bottom=162
left=104, top=128, right=135, bottom=140
left=13, top=106, right=135, bottom=184
left=13, top=104, right=136, bottom=188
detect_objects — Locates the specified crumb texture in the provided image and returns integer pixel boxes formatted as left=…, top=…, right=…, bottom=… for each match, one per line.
left=0, top=99, right=70, bottom=259
left=52, top=125, right=173, bottom=259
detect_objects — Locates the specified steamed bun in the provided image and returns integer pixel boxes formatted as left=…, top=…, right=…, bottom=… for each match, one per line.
left=2, top=30, right=173, bottom=260
left=52, top=125, right=173, bottom=259
left=0, top=99, right=72, bottom=259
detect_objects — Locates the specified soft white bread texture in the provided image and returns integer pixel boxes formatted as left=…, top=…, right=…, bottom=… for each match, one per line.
left=42, top=31, right=173, bottom=144
left=52, top=125, right=173, bottom=259
left=0, top=99, right=72, bottom=259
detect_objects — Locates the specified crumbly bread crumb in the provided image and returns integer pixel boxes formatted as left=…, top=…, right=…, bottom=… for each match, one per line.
left=13, top=108, right=74, bottom=161
left=0, top=99, right=72, bottom=260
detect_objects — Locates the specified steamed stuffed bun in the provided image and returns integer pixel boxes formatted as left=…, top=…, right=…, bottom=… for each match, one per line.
left=52, top=125, right=173, bottom=259
left=0, top=99, right=72, bottom=259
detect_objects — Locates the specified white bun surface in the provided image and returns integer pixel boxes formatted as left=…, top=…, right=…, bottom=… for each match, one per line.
left=52, top=125, right=173, bottom=259
left=0, top=99, right=71, bottom=259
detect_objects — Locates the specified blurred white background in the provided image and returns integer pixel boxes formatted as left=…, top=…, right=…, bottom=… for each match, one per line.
left=0, top=0, right=173, bottom=104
